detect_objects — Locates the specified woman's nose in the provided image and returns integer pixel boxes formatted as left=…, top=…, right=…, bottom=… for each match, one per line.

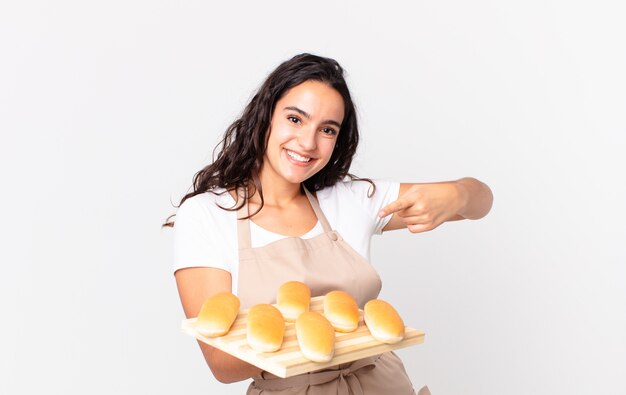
left=297, top=127, right=317, bottom=151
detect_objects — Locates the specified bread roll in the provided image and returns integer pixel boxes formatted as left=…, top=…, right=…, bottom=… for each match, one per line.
left=277, top=281, right=310, bottom=322
left=323, top=290, right=359, bottom=332
left=364, top=299, right=405, bottom=344
left=246, top=304, right=285, bottom=353
left=295, top=311, right=335, bottom=362
left=196, top=292, right=240, bottom=337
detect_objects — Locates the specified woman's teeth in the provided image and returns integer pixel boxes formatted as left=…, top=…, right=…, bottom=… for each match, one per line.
left=286, top=150, right=312, bottom=163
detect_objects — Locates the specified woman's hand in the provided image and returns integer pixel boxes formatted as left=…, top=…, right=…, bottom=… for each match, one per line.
left=380, top=177, right=493, bottom=233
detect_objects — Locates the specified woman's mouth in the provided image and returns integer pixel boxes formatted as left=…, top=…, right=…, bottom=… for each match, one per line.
left=285, top=149, right=315, bottom=166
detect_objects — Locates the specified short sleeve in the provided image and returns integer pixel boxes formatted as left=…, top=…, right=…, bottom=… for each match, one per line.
left=365, top=179, right=400, bottom=234
left=172, top=195, right=234, bottom=274
left=340, top=179, right=400, bottom=234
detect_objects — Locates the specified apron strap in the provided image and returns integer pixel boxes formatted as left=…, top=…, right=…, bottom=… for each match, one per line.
left=236, top=188, right=252, bottom=250
left=303, top=186, right=332, bottom=233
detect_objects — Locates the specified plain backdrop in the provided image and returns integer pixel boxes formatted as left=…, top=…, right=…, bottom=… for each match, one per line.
left=2, top=1, right=625, bottom=394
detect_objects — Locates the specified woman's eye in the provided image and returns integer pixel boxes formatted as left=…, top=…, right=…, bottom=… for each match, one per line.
left=288, top=116, right=300, bottom=124
left=321, top=127, right=337, bottom=136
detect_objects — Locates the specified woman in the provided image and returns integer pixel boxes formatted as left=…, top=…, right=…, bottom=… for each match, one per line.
left=169, top=53, right=493, bottom=394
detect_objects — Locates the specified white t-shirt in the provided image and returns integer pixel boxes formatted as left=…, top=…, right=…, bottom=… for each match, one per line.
left=173, top=179, right=400, bottom=294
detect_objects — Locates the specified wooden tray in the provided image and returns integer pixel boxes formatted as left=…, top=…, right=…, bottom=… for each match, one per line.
left=181, top=296, right=425, bottom=378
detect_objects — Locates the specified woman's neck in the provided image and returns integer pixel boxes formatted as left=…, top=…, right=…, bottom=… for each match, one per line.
left=251, top=170, right=303, bottom=208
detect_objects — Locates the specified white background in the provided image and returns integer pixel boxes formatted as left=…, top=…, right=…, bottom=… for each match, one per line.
left=2, top=1, right=625, bottom=394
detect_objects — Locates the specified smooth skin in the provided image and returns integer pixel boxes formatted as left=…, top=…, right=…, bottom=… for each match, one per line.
left=175, top=80, right=493, bottom=383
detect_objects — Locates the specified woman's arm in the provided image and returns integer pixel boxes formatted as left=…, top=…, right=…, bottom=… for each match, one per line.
left=381, top=177, right=493, bottom=233
left=175, top=267, right=263, bottom=383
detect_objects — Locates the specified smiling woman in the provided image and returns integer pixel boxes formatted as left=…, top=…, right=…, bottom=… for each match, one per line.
left=163, top=54, right=363, bottom=223
left=165, top=53, right=492, bottom=395
left=262, top=80, right=344, bottom=188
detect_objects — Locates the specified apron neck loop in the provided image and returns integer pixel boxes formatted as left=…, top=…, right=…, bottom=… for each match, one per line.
left=303, top=186, right=332, bottom=233
left=236, top=185, right=333, bottom=250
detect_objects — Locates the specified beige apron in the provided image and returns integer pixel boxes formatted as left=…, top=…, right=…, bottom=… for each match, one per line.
left=235, top=187, right=428, bottom=395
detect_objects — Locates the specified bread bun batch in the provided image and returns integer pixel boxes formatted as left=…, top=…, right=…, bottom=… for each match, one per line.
left=295, top=311, right=335, bottom=362
left=323, top=290, right=359, bottom=332
left=364, top=299, right=405, bottom=344
left=196, top=292, right=240, bottom=337
left=247, top=304, right=285, bottom=352
left=193, top=282, right=409, bottom=364
left=277, top=281, right=311, bottom=322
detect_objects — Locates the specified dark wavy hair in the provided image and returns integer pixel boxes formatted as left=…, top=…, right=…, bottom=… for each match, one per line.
left=164, top=53, right=372, bottom=227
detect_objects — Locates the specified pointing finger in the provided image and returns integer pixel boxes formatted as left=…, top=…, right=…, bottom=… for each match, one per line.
left=379, top=199, right=410, bottom=218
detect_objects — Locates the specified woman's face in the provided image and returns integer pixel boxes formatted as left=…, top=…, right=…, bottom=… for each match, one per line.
left=262, top=80, right=345, bottom=187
